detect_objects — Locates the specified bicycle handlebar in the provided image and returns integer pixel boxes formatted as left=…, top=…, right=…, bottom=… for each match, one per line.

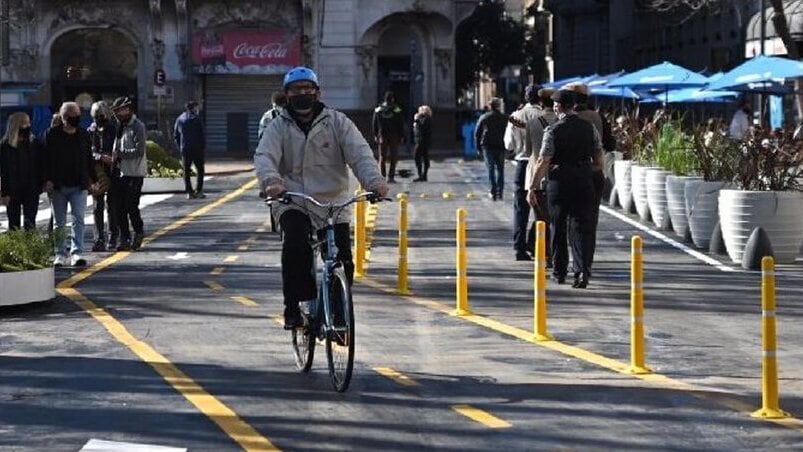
left=265, top=191, right=391, bottom=209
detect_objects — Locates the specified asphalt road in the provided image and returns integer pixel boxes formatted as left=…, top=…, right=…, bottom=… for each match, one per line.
left=1, top=159, right=802, bottom=451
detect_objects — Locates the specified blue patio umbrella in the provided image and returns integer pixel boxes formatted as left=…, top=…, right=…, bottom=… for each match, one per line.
left=641, top=87, right=738, bottom=103
left=542, top=75, right=587, bottom=89
left=706, top=55, right=803, bottom=92
left=586, top=70, right=626, bottom=87
left=589, top=86, right=642, bottom=99
left=608, top=61, right=709, bottom=90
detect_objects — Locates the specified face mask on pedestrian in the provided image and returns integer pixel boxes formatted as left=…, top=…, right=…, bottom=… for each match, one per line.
left=65, top=115, right=81, bottom=128
left=288, top=94, right=316, bottom=113
left=96, top=115, right=107, bottom=125
left=18, top=126, right=31, bottom=140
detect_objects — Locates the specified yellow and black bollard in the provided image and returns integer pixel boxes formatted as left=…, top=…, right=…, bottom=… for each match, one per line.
left=397, top=193, right=411, bottom=295
left=453, top=208, right=472, bottom=316
left=751, top=256, right=789, bottom=419
left=533, top=221, right=552, bottom=341
left=354, top=190, right=367, bottom=278
left=627, top=235, right=651, bottom=374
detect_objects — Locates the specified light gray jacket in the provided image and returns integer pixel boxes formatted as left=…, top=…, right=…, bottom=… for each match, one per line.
left=114, top=115, right=148, bottom=177
left=254, top=106, right=384, bottom=225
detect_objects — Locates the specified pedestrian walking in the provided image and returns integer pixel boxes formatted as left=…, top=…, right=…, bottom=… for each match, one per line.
left=412, top=105, right=432, bottom=182
left=43, top=102, right=98, bottom=267
left=0, top=112, right=43, bottom=231
left=528, top=89, right=603, bottom=288
left=258, top=91, right=287, bottom=141
left=87, top=101, right=118, bottom=251
left=173, top=100, right=206, bottom=199
left=729, top=98, right=752, bottom=140
left=474, top=98, right=508, bottom=200
left=111, top=96, right=148, bottom=251
left=372, top=91, right=405, bottom=182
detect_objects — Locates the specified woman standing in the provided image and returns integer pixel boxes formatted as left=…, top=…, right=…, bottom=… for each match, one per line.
left=413, top=105, right=432, bottom=182
left=0, top=112, right=43, bottom=231
left=87, top=101, right=118, bottom=251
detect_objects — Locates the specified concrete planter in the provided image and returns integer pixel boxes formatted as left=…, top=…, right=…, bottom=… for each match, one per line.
left=719, top=190, right=803, bottom=264
left=685, top=180, right=726, bottom=249
left=613, top=160, right=633, bottom=212
left=666, top=175, right=702, bottom=239
left=632, top=165, right=659, bottom=221
left=646, top=168, right=672, bottom=229
left=142, top=177, right=185, bottom=194
left=0, top=267, right=55, bottom=306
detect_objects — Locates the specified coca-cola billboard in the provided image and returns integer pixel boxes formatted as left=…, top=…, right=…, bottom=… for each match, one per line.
left=192, top=29, right=301, bottom=74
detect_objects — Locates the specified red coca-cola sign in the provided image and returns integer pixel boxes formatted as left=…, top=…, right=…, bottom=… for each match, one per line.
left=192, top=29, right=301, bottom=73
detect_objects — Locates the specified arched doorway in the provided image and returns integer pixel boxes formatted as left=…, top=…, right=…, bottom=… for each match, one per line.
left=377, top=24, right=423, bottom=118
left=50, top=29, right=138, bottom=112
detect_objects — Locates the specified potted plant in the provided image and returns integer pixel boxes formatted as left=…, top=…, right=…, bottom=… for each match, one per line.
left=611, top=113, right=637, bottom=212
left=684, top=121, right=737, bottom=249
left=654, top=119, right=702, bottom=238
left=0, top=229, right=57, bottom=306
left=718, top=128, right=803, bottom=264
left=630, top=114, right=660, bottom=222
left=142, top=140, right=189, bottom=193
left=647, top=120, right=687, bottom=229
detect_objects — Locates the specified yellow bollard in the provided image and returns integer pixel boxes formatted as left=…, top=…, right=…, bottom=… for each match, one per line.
left=397, top=194, right=411, bottom=295
left=453, top=208, right=472, bottom=316
left=533, top=221, right=552, bottom=341
left=751, top=256, right=789, bottom=419
left=354, top=190, right=366, bottom=278
left=627, top=235, right=652, bottom=374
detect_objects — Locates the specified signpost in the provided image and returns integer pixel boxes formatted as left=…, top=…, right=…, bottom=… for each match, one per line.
left=154, top=68, right=166, bottom=129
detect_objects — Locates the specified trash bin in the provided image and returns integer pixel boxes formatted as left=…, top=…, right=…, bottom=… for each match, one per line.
left=462, top=121, right=477, bottom=159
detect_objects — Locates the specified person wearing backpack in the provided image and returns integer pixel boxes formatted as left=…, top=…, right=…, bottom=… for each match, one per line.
left=372, top=91, right=405, bottom=182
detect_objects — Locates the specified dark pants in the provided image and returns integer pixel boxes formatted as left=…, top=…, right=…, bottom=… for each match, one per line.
left=93, top=190, right=119, bottom=242
left=589, top=170, right=605, bottom=270
left=482, top=146, right=505, bottom=198
left=279, top=210, right=353, bottom=307
left=414, top=144, right=430, bottom=179
left=547, top=168, right=596, bottom=278
left=6, top=192, right=39, bottom=231
left=115, top=176, right=144, bottom=243
left=378, top=141, right=399, bottom=181
left=513, top=160, right=532, bottom=254
left=182, top=151, right=205, bottom=193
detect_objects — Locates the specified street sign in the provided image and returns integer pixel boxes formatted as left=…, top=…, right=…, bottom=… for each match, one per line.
left=153, top=85, right=167, bottom=96
left=154, top=68, right=166, bottom=86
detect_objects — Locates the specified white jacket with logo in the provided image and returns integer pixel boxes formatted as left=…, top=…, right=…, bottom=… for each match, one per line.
left=254, top=106, right=384, bottom=226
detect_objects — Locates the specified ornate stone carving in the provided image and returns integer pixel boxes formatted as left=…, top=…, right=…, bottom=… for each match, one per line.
left=175, top=0, right=187, bottom=15
left=354, top=45, right=376, bottom=81
left=434, top=48, right=451, bottom=79
left=152, top=38, right=165, bottom=65
left=411, top=0, right=426, bottom=13
left=175, top=43, right=189, bottom=74
left=192, top=0, right=299, bottom=30
left=49, top=0, right=129, bottom=30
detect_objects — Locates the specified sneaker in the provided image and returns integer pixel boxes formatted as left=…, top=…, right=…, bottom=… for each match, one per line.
left=107, top=238, right=118, bottom=250
left=413, top=176, right=425, bottom=182
left=91, top=240, right=106, bottom=252
left=283, top=305, right=304, bottom=330
left=117, top=241, right=131, bottom=252
left=131, top=234, right=144, bottom=251
left=515, top=252, right=533, bottom=261
left=186, top=191, right=197, bottom=199
left=71, top=254, right=87, bottom=267
left=53, top=255, right=66, bottom=267
left=194, top=190, right=206, bottom=199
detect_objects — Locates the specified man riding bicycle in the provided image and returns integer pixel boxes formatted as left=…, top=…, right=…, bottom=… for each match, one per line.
left=254, top=66, right=389, bottom=329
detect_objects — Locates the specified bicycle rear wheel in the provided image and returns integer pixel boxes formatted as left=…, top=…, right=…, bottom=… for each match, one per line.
left=292, top=306, right=315, bottom=372
left=325, top=267, right=354, bottom=392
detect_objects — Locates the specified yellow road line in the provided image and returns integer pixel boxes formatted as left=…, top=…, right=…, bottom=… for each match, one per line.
left=224, top=255, right=240, bottom=263
left=451, top=404, right=511, bottom=429
left=238, top=245, right=250, bottom=251
left=55, top=179, right=280, bottom=450
left=210, top=267, right=226, bottom=276
left=204, top=280, right=225, bottom=292
left=231, top=296, right=258, bottom=307
left=373, top=367, right=419, bottom=387
left=359, top=277, right=803, bottom=434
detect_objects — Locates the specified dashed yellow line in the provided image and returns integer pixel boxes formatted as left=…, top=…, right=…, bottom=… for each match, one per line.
left=56, top=178, right=280, bottom=451
left=231, top=296, right=258, bottom=307
left=224, top=255, right=239, bottom=263
left=210, top=267, right=225, bottom=276
left=204, top=280, right=225, bottom=292
left=451, top=404, right=511, bottom=429
left=373, top=367, right=419, bottom=387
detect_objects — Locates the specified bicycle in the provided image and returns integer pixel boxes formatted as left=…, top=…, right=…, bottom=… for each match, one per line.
left=266, top=190, right=388, bottom=392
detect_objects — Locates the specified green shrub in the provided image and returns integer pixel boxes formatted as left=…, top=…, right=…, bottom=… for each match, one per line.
left=0, top=229, right=59, bottom=272
left=653, top=120, right=699, bottom=176
left=146, top=140, right=191, bottom=178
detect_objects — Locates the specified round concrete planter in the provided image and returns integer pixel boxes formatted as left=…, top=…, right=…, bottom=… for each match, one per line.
left=666, top=175, right=702, bottom=239
left=685, top=180, right=726, bottom=249
left=613, top=160, right=633, bottom=211
left=632, top=165, right=659, bottom=221
left=142, top=177, right=185, bottom=194
left=0, top=267, right=55, bottom=306
left=646, top=168, right=672, bottom=229
left=719, top=189, right=803, bottom=264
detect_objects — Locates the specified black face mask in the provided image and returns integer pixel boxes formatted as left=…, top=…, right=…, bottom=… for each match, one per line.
left=288, top=94, right=316, bottom=112
left=65, top=116, right=81, bottom=128
left=96, top=115, right=107, bottom=125
left=18, top=127, right=31, bottom=140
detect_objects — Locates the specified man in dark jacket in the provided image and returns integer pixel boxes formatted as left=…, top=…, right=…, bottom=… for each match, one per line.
left=43, top=101, right=98, bottom=267
left=173, top=100, right=206, bottom=199
left=474, top=98, right=508, bottom=200
left=372, top=91, right=404, bottom=182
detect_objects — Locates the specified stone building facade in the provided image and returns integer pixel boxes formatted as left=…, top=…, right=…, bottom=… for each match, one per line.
left=0, top=0, right=479, bottom=153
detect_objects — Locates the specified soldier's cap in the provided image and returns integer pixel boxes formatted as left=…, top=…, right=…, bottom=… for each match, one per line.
left=537, top=87, right=556, bottom=99
left=111, top=96, right=133, bottom=110
left=562, top=82, right=590, bottom=96
left=551, top=89, right=577, bottom=105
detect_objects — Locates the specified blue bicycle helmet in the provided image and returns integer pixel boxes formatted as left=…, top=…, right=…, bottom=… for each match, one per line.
left=283, top=66, right=319, bottom=88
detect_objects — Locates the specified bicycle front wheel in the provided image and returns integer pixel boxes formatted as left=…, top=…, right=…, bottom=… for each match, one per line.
left=292, top=305, right=315, bottom=372
left=325, top=267, right=354, bottom=392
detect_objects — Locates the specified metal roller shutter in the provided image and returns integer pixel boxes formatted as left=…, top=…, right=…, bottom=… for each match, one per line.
left=204, top=74, right=282, bottom=153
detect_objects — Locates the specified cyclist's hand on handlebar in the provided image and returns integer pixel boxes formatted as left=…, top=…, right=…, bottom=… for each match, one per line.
left=264, top=182, right=287, bottom=199
left=371, top=181, right=390, bottom=199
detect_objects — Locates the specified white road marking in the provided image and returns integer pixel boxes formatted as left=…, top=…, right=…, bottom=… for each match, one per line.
left=167, top=252, right=190, bottom=260
left=80, top=439, right=186, bottom=451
